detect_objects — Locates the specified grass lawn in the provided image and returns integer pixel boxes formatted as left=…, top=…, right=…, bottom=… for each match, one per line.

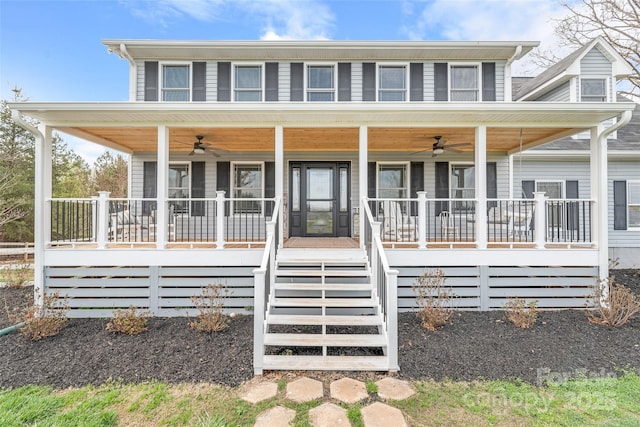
left=1, top=372, right=638, bottom=427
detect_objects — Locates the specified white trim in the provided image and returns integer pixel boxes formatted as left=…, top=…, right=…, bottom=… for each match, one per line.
left=159, top=61, right=192, bottom=102
left=168, top=161, right=192, bottom=200
left=305, top=62, right=337, bottom=102
left=627, top=180, right=640, bottom=230
left=535, top=180, right=565, bottom=199
left=449, top=161, right=475, bottom=200
left=232, top=62, right=265, bottom=102
left=375, top=161, right=410, bottom=198
left=579, top=76, right=610, bottom=102
left=230, top=161, right=266, bottom=214
left=448, top=62, right=482, bottom=102
left=376, top=63, right=409, bottom=102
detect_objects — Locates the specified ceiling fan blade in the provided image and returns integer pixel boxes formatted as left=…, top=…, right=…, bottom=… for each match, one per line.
left=209, top=149, right=221, bottom=158
left=188, top=151, right=195, bottom=156
left=410, top=149, right=429, bottom=155
left=445, top=142, right=471, bottom=148
left=447, top=147, right=463, bottom=153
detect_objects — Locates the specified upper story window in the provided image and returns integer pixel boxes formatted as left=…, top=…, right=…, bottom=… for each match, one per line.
left=450, top=65, right=479, bottom=101
left=377, top=163, right=408, bottom=198
left=581, top=78, right=607, bottom=102
left=628, top=181, right=640, bottom=228
left=235, top=65, right=262, bottom=101
left=233, top=163, right=263, bottom=214
left=307, top=65, right=335, bottom=101
left=162, top=65, right=190, bottom=102
left=378, top=65, right=406, bottom=101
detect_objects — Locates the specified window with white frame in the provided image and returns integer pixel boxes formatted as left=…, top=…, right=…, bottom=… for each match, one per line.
left=628, top=181, right=640, bottom=228
left=450, top=65, right=479, bottom=101
left=378, top=65, right=406, bottom=101
left=168, top=163, right=190, bottom=213
left=450, top=164, right=475, bottom=212
left=377, top=163, right=408, bottom=198
left=234, top=65, right=262, bottom=101
left=162, top=64, right=190, bottom=101
left=536, top=180, right=565, bottom=227
left=233, top=163, right=263, bottom=214
left=307, top=65, right=335, bottom=101
left=581, top=78, right=607, bottom=102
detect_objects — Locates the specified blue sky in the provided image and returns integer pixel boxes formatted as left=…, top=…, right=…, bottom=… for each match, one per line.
left=1, top=0, right=572, bottom=162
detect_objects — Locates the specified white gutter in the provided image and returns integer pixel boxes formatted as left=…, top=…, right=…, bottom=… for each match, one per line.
left=504, top=45, right=522, bottom=102
left=115, top=43, right=137, bottom=102
left=10, top=111, right=45, bottom=309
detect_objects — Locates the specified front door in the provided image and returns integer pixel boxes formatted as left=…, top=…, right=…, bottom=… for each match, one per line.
left=289, top=162, right=350, bottom=237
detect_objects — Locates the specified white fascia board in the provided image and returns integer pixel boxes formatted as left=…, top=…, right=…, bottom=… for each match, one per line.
left=518, top=150, right=640, bottom=160
left=516, top=72, right=577, bottom=101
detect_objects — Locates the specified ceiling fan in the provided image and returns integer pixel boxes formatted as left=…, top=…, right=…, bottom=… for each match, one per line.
left=413, top=135, right=471, bottom=157
left=185, top=135, right=227, bottom=157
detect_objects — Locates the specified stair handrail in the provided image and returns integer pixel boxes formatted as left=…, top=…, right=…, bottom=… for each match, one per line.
left=253, top=197, right=281, bottom=375
left=362, top=199, right=400, bottom=372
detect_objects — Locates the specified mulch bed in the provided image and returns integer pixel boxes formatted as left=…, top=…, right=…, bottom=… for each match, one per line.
left=1, top=270, right=638, bottom=389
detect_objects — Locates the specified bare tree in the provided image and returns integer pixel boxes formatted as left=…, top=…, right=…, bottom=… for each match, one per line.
left=534, top=0, right=639, bottom=97
left=0, top=171, right=27, bottom=229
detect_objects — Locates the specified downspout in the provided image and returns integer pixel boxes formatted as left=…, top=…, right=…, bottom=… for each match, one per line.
left=504, top=45, right=522, bottom=102
left=596, top=109, right=633, bottom=287
left=116, top=43, right=136, bottom=102
left=11, top=110, right=45, bottom=309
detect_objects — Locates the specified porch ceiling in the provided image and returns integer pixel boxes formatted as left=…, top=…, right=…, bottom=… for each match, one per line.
left=10, top=101, right=634, bottom=154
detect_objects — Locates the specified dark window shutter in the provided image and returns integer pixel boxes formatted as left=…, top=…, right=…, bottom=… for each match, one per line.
left=192, top=62, right=206, bottom=102
left=410, top=63, right=423, bottom=101
left=565, top=180, right=579, bottom=230
left=190, top=162, right=205, bottom=216
left=290, top=63, right=304, bottom=101
left=522, top=180, right=535, bottom=198
left=367, top=162, right=377, bottom=198
left=144, top=61, right=158, bottom=101
left=264, top=162, right=275, bottom=198
left=482, top=62, right=496, bottom=101
left=614, top=180, right=627, bottom=230
left=217, top=62, right=231, bottom=102
left=217, top=161, right=230, bottom=216
left=487, top=162, right=497, bottom=208
left=362, top=63, right=376, bottom=101
left=434, top=63, right=448, bottom=101
left=410, top=162, right=424, bottom=215
left=265, top=62, right=279, bottom=101
left=435, top=162, right=449, bottom=215
left=143, top=161, right=157, bottom=215
left=338, top=63, right=351, bottom=101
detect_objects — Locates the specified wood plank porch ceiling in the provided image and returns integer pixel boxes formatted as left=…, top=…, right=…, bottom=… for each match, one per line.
left=68, top=126, right=573, bottom=153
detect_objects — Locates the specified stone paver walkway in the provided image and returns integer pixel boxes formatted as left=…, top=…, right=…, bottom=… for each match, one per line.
left=245, top=376, right=414, bottom=426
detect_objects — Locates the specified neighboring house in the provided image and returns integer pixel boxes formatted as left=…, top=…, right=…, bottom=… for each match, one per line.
left=9, top=37, right=634, bottom=373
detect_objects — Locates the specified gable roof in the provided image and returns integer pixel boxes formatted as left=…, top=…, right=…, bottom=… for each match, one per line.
left=515, top=37, right=633, bottom=101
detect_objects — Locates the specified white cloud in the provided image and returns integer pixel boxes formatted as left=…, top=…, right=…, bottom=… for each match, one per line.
left=59, top=133, right=126, bottom=166
left=122, top=0, right=334, bottom=40
left=402, top=0, right=572, bottom=75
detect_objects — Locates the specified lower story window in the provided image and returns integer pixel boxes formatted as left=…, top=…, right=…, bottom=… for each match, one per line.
left=629, top=181, right=640, bottom=228
left=377, top=163, right=408, bottom=198
left=168, top=163, right=190, bottom=213
left=233, top=163, right=263, bottom=214
left=451, top=164, right=474, bottom=212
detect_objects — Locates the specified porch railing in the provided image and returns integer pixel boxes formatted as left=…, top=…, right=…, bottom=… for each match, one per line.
left=362, top=200, right=399, bottom=371
left=486, top=199, right=536, bottom=243
left=545, top=199, right=593, bottom=244
left=253, top=198, right=281, bottom=375
left=47, top=192, right=276, bottom=248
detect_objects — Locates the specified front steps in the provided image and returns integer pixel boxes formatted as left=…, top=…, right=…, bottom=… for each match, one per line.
left=260, top=249, right=390, bottom=371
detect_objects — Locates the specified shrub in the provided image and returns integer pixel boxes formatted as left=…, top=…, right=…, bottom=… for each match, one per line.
left=6, top=290, right=69, bottom=340
left=106, top=305, right=150, bottom=335
left=412, top=269, right=454, bottom=331
left=189, top=283, right=229, bottom=333
left=504, top=297, right=538, bottom=328
left=1, top=263, right=33, bottom=288
left=588, top=278, right=640, bottom=328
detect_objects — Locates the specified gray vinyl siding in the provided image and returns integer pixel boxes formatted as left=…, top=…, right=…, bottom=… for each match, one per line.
left=136, top=60, right=145, bottom=101
left=279, top=61, right=290, bottom=102
left=494, top=60, right=506, bottom=102
left=351, top=63, right=363, bottom=102
left=424, top=62, right=434, bottom=102
left=206, top=61, right=217, bottom=101
left=536, top=81, right=571, bottom=102
left=609, top=160, right=640, bottom=247
left=581, top=47, right=612, bottom=76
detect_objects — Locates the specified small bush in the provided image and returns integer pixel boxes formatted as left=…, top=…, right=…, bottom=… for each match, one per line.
left=106, top=306, right=150, bottom=335
left=1, top=263, right=33, bottom=288
left=6, top=290, right=69, bottom=340
left=588, top=278, right=640, bottom=328
left=189, top=283, right=229, bottom=333
left=413, top=269, right=454, bottom=331
left=504, top=298, right=538, bottom=328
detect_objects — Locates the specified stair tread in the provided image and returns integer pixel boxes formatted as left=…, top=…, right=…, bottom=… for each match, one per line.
left=273, top=282, right=372, bottom=291
left=270, top=297, right=377, bottom=308
left=267, top=314, right=382, bottom=326
left=275, top=269, right=370, bottom=277
left=262, top=355, right=391, bottom=371
left=264, top=333, right=387, bottom=347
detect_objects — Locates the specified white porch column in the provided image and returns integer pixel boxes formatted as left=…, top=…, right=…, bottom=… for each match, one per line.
left=35, top=125, right=52, bottom=307
left=474, top=126, right=487, bottom=249
left=359, top=125, right=368, bottom=245
left=533, top=191, right=547, bottom=249
left=417, top=191, right=427, bottom=249
left=275, top=125, right=284, bottom=247
left=42, top=126, right=53, bottom=247
left=156, top=125, right=169, bottom=249
left=96, top=191, right=111, bottom=249
left=590, top=125, right=608, bottom=285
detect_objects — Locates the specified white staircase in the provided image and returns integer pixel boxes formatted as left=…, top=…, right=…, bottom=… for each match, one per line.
left=259, top=248, right=390, bottom=371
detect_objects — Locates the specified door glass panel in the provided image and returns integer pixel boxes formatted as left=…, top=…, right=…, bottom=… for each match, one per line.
left=306, top=168, right=333, bottom=234
left=292, top=167, right=301, bottom=212
left=340, top=168, right=348, bottom=212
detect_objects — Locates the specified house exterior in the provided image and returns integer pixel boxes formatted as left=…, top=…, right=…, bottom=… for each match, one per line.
left=9, top=37, right=635, bottom=373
